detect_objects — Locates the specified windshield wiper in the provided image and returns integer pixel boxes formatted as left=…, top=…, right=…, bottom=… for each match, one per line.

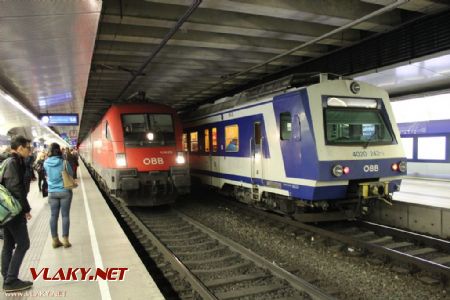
left=363, top=133, right=377, bottom=149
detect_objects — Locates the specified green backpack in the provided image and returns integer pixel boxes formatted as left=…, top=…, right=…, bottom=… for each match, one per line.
left=0, top=157, right=23, bottom=225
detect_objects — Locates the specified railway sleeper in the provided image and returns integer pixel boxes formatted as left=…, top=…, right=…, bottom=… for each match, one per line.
left=166, top=240, right=217, bottom=250
left=175, top=245, right=228, bottom=256
left=191, top=261, right=252, bottom=275
left=204, top=273, right=270, bottom=288
left=149, top=224, right=193, bottom=232
left=156, top=229, right=199, bottom=238
left=214, top=284, right=284, bottom=300
left=404, top=247, right=437, bottom=256
left=160, top=234, right=207, bottom=243
left=183, top=253, right=239, bottom=265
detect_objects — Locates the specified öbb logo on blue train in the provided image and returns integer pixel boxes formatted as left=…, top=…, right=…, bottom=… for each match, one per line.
left=143, top=157, right=164, bottom=165
left=363, top=164, right=379, bottom=172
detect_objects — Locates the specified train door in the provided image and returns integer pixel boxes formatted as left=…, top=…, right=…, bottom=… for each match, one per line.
left=210, top=127, right=220, bottom=187
left=251, top=122, right=263, bottom=184
left=204, top=128, right=212, bottom=186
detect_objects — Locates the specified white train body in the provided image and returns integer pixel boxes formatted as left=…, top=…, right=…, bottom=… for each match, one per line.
left=183, top=76, right=406, bottom=215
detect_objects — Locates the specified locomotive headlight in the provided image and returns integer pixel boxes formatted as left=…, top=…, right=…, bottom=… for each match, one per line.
left=391, top=163, right=399, bottom=171
left=146, top=132, right=154, bottom=141
left=116, top=153, right=127, bottom=167
left=332, top=165, right=343, bottom=177
left=176, top=152, right=186, bottom=164
left=399, top=161, right=407, bottom=173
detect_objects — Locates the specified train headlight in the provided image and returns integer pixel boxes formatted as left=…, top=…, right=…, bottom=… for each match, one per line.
left=176, top=152, right=186, bottom=164
left=116, top=153, right=127, bottom=167
left=391, top=163, right=398, bottom=171
left=399, top=161, right=407, bottom=173
left=332, top=165, right=343, bottom=177
left=146, top=132, right=154, bottom=141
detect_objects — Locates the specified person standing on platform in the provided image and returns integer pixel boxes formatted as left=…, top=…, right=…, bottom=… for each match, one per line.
left=23, top=150, right=35, bottom=195
left=66, top=148, right=78, bottom=180
left=44, top=143, right=73, bottom=248
left=0, top=136, right=33, bottom=292
left=33, top=151, right=46, bottom=192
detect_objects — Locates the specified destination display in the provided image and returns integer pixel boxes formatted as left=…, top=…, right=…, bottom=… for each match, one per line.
left=40, top=114, right=78, bottom=126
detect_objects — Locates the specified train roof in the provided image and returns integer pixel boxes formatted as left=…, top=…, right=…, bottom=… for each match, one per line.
left=182, top=73, right=348, bottom=120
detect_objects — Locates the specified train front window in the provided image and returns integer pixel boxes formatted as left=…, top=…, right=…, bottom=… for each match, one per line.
left=325, top=109, right=394, bottom=145
left=122, top=113, right=175, bottom=147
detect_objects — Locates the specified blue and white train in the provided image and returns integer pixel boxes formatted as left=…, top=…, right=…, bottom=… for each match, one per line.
left=183, top=74, right=407, bottom=221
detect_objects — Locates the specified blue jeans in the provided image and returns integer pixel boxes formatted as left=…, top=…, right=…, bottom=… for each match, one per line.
left=48, top=191, right=72, bottom=238
left=1, top=215, right=30, bottom=283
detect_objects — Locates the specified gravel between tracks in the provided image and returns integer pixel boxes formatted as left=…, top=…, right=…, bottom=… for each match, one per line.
left=177, top=197, right=449, bottom=300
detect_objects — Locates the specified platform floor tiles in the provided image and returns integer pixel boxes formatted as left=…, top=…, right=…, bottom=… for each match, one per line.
left=0, top=162, right=164, bottom=300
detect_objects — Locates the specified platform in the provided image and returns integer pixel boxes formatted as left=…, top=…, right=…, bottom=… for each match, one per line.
left=0, top=162, right=164, bottom=299
left=369, top=177, right=450, bottom=239
left=393, top=177, right=450, bottom=209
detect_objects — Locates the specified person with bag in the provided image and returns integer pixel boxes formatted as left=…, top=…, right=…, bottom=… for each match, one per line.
left=43, top=143, right=74, bottom=249
left=0, top=136, right=33, bottom=292
left=33, top=151, right=46, bottom=192
left=66, top=148, right=79, bottom=180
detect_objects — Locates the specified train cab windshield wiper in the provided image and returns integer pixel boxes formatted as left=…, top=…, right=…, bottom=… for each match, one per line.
left=363, top=132, right=377, bottom=149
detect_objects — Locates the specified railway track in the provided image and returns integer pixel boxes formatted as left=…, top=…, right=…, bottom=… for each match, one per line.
left=205, top=198, right=450, bottom=287
left=109, top=196, right=335, bottom=299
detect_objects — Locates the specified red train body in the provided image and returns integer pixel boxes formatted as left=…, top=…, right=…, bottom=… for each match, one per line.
left=79, top=103, right=190, bottom=206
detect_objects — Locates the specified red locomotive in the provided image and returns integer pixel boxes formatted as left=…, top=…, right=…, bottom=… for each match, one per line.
left=79, top=103, right=190, bottom=206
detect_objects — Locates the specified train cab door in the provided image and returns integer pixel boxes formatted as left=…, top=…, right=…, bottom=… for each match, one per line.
left=251, top=122, right=263, bottom=185
left=204, top=128, right=212, bottom=186
left=104, top=121, right=113, bottom=167
left=210, top=127, right=220, bottom=187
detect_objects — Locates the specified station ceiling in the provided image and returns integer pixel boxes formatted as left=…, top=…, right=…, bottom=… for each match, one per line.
left=0, top=0, right=449, bottom=143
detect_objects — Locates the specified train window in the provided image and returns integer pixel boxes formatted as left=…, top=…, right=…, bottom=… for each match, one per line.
left=225, top=124, right=239, bottom=152
left=418, top=136, right=446, bottom=160
left=325, top=109, right=394, bottom=145
left=254, top=122, right=261, bottom=145
left=212, top=127, right=218, bottom=152
left=121, top=113, right=175, bottom=147
left=182, top=133, right=188, bottom=152
left=204, top=129, right=210, bottom=152
left=190, top=132, right=198, bottom=152
left=280, top=112, right=292, bottom=140
left=105, top=121, right=112, bottom=141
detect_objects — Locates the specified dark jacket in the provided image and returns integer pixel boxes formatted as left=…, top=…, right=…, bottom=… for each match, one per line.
left=66, top=152, right=78, bottom=167
left=24, top=155, right=35, bottom=179
left=0, top=152, right=31, bottom=215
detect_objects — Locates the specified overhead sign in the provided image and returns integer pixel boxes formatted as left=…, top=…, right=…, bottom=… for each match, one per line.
left=40, top=114, right=78, bottom=126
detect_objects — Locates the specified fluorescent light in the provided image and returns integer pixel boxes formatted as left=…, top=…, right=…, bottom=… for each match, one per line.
left=0, top=88, right=69, bottom=146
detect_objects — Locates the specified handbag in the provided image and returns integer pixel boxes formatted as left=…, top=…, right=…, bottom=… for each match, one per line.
left=42, top=180, right=48, bottom=198
left=61, top=160, right=77, bottom=190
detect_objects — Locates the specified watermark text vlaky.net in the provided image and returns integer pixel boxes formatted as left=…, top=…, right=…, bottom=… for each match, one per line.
left=30, top=267, right=129, bottom=281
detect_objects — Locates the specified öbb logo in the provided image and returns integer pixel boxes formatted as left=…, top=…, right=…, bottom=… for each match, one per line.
left=363, top=164, right=379, bottom=172
left=143, top=157, right=164, bottom=165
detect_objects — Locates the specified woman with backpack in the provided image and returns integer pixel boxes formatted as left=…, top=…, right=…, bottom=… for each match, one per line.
left=43, top=143, right=73, bottom=248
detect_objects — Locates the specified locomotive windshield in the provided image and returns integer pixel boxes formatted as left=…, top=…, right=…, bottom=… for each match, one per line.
left=324, top=97, right=394, bottom=146
left=121, top=113, right=175, bottom=147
